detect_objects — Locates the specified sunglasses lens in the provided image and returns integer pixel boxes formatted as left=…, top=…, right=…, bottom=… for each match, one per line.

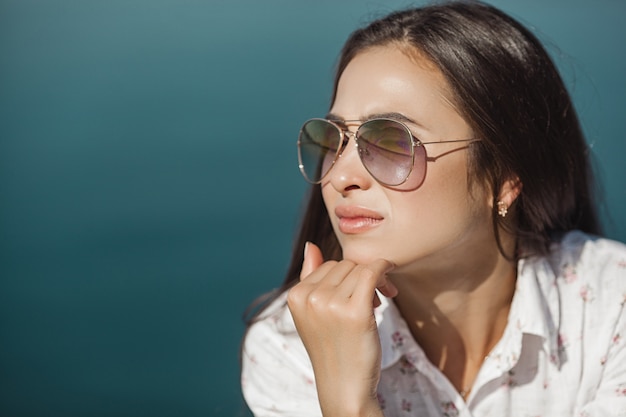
left=298, top=119, right=340, bottom=183
left=357, top=119, right=416, bottom=186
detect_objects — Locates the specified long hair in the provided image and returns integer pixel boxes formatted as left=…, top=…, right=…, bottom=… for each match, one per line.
left=244, top=0, right=601, bottom=325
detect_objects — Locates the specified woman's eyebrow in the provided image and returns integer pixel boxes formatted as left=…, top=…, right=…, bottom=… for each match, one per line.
left=367, top=112, right=421, bottom=125
left=325, top=111, right=426, bottom=129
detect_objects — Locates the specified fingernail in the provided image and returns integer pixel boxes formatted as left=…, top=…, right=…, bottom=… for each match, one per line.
left=304, top=241, right=310, bottom=259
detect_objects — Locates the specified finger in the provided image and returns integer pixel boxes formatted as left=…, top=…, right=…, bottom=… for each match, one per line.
left=350, top=259, right=397, bottom=300
left=315, top=260, right=359, bottom=288
left=332, top=259, right=394, bottom=300
left=373, top=292, right=382, bottom=308
left=300, top=241, right=324, bottom=281
left=377, top=278, right=399, bottom=299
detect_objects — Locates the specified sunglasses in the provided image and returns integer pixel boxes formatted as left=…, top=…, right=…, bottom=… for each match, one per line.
left=297, top=118, right=480, bottom=187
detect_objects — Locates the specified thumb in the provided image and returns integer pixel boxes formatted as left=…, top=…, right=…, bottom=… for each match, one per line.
left=300, top=241, right=324, bottom=281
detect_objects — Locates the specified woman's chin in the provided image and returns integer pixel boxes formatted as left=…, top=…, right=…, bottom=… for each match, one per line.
left=340, top=248, right=394, bottom=266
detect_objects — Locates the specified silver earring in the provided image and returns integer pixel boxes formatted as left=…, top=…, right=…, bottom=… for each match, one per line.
left=497, top=201, right=508, bottom=217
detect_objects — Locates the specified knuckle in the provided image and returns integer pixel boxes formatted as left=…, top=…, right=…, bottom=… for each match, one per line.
left=342, top=307, right=361, bottom=323
left=338, top=259, right=356, bottom=269
left=356, top=264, right=378, bottom=282
left=325, top=299, right=344, bottom=314
left=287, top=284, right=305, bottom=308
left=306, top=290, right=324, bottom=309
left=306, top=289, right=345, bottom=315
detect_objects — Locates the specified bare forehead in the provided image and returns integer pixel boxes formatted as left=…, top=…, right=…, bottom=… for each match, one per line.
left=333, top=44, right=461, bottom=119
left=338, top=44, right=456, bottom=99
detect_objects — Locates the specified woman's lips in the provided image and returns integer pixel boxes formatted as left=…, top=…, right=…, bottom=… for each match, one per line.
left=335, top=206, right=384, bottom=234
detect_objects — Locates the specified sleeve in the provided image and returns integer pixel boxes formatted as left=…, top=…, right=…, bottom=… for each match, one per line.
left=575, top=302, right=626, bottom=416
left=241, top=301, right=323, bottom=417
left=574, top=241, right=626, bottom=416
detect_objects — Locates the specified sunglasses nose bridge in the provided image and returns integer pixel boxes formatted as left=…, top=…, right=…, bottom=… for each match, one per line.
left=336, top=129, right=357, bottom=157
left=343, top=128, right=356, bottom=139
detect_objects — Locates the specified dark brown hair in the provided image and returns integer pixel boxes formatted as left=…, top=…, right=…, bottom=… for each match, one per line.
left=244, top=0, right=601, bottom=324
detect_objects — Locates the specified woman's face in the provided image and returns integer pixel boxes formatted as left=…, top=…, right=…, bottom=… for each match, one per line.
left=322, top=45, right=494, bottom=273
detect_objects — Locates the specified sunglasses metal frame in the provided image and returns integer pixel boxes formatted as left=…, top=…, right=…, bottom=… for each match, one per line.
left=297, top=117, right=481, bottom=186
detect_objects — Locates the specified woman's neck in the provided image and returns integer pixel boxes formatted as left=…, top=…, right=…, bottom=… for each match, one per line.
left=388, top=240, right=517, bottom=397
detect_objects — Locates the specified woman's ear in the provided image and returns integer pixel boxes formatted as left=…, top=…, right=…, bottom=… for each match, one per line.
left=496, top=176, right=523, bottom=213
left=500, top=176, right=522, bottom=206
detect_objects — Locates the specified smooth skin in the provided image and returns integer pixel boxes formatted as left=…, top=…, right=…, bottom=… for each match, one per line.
left=287, top=45, right=520, bottom=417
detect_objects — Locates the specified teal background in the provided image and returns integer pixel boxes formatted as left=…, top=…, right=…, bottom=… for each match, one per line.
left=1, top=0, right=624, bottom=416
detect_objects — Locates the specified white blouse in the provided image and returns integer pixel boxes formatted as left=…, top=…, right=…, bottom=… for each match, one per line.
left=242, top=231, right=626, bottom=416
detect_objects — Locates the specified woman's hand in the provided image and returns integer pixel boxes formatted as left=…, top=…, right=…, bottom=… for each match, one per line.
left=287, top=242, right=398, bottom=417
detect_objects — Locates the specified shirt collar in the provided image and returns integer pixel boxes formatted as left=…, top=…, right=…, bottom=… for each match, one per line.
left=513, top=256, right=562, bottom=366
left=376, top=295, right=418, bottom=370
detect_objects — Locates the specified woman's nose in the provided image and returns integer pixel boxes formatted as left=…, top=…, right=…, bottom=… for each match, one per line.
left=326, top=135, right=374, bottom=194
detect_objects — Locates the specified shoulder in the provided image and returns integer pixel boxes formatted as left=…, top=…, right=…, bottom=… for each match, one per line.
left=521, top=231, right=626, bottom=297
left=529, top=231, right=626, bottom=355
left=241, top=291, right=320, bottom=416
left=544, top=233, right=626, bottom=409
left=518, top=231, right=626, bottom=343
left=558, top=230, right=626, bottom=263
left=548, top=231, right=626, bottom=293
left=242, top=291, right=310, bottom=370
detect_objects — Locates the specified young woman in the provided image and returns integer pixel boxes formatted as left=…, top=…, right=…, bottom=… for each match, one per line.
left=241, top=2, right=626, bottom=416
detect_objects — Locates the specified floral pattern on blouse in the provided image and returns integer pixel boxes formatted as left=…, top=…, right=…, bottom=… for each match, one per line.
left=242, top=231, right=626, bottom=416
